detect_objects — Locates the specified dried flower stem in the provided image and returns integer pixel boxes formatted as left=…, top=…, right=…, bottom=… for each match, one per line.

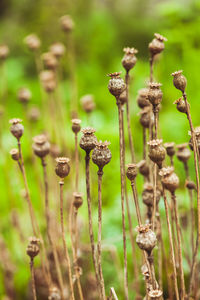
left=59, top=179, right=75, bottom=300
left=75, top=133, right=79, bottom=191
left=152, top=163, right=157, bottom=231
left=110, top=287, right=119, bottom=300
left=130, top=181, right=142, bottom=226
left=171, top=191, right=186, bottom=298
left=143, top=127, right=147, bottom=159
left=149, top=56, right=154, bottom=83
left=85, top=152, right=102, bottom=299
left=30, top=258, right=37, bottom=300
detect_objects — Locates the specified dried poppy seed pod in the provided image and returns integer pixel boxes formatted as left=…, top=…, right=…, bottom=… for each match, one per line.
left=171, top=70, right=187, bottom=93
left=137, top=88, right=150, bottom=109
left=137, top=160, right=150, bottom=178
left=9, top=118, right=24, bottom=140
left=122, top=47, right=138, bottom=72
left=55, top=157, right=70, bottom=178
left=10, top=148, right=19, bottom=161
left=147, top=82, right=163, bottom=108
left=60, top=15, right=75, bottom=32
left=79, top=127, right=97, bottom=153
left=92, top=140, right=112, bottom=170
left=118, top=90, right=127, bottom=105
left=0, top=44, right=9, bottom=60
left=148, top=289, right=163, bottom=300
left=173, top=97, right=187, bottom=114
left=136, top=224, right=157, bottom=253
left=26, top=237, right=40, bottom=259
left=71, top=119, right=81, bottom=134
left=49, top=42, right=65, bottom=59
left=164, top=142, right=175, bottom=157
left=18, top=88, right=32, bottom=104
left=24, top=34, right=41, bottom=51
left=50, top=144, right=61, bottom=158
left=73, top=192, right=83, bottom=210
left=148, top=33, right=167, bottom=56
left=42, top=52, right=58, bottom=70
left=48, top=286, right=61, bottom=300
left=159, top=166, right=179, bottom=192
left=148, top=139, right=166, bottom=168
left=32, top=135, right=50, bottom=158
left=142, top=183, right=161, bottom=207
left=80, top=94, right=96, bottom=113
left=28, top=106, right=40, bottom=123
left=126, top=163, right=138, bottom=181
left=185, top=180, right=196, bottom=190
left=107, top=72, right=126, bottom=97
left=139, top=107, right=152, bottom=128
left=176, top=143, right=191, bottom=163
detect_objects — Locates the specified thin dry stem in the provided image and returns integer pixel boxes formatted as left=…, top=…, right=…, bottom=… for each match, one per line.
left=30, top=258, right=37, bottom=300
left=75, top=133, right=79, bottom=191
left=110, top=287, right=119, bottom=300
left=143, top=127, right=147, bottom=160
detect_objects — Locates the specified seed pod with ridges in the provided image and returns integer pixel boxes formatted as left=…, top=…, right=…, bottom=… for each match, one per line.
left=24, top=34, right=41, bottom=51
left=147, top=82, right=163, bottom=107
left=137, top=88, right=150, bottom=109
left=80, top=94, right=96, bottom=113
left=148, top=289, right=163, bottom=300
left=107, top=72, right=126, bottom=97
left=18, top=88, right=32, bottom=104
left=185, top=180, right=196, bottom=190
left=71, top=118, right=81, bottom=134
left=49, top=42, right=65, bottom=59
left=159, top=166, right=179, bottom=192
left=176, top=143, right=191, bottom=163
left=148, top=139, right=166, bottom=168
left=79, top=127, right=97, bottom=153
left=48, top=286, right=61, bottom=300
left=42, top=52, right=58, bottom=70
left=92, top=140, right=111, bottom=170
left=73, top=192, right=83, bottom=209
left=173, top=97, right=187, bottom=113
left=55, top=157, right=70, bottom=178
left=137, top=160, right=150, bottom=178
left=164, top=142, right=175, bottom=157
left=142, top=183, right=161, bottom=207
left=148, top=33, right=167, bottom=56
left=136, top=224, right=157, bottom=253
left=0, top=44, right=9, bottom=60
left=139, top=106, right=151, bottom=128
left=26, top=237, right=40, bottom=259
left=171, top=70, right=187, bottom=93
left=60, top=15, right=74, bottom=32
left=10, top=148, right=19, bottom=161
left=9, top=118, right=24, bottom=140
left=32, top=135, right=50, bottom=158
left=122, top=47, right=138, bottom=72
left=126, top=163, right=138, bottom=181
left=28, top=106, right=41, bottom=123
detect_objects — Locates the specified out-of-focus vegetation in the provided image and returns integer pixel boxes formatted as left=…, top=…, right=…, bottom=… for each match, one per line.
left=1, top=0, right=200, bottom=299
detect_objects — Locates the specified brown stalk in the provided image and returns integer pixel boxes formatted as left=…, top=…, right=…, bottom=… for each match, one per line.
left=59, top=179, right=75, bottom=300
left=143, top=127, right=147, bottom=160
left=41, top=158, right=65, bottom=299
left=110, top=287, right=119, bottom=300
left=170, top=191, right=186, bottom=298
left=149, top=55, right=154, bottom=83
left=75, top=133, right=79, bottom=191
left=30, top=258, right=37, bottom=300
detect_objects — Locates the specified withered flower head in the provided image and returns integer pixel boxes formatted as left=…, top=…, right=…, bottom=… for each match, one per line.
left=26, top=237, right=40, bottom=259
left=55, top=157, right=70, bottom=178
left=126, top=163, right=138, bottom=181
left=18, top=88, right=32, bottom=103
left=80, top=94, right=96, bottom=113
left=32, top=134, right=50, bottom=158
left=148, top=139, right=166, bottom=168
left=79, top=127, right=97, bottom=153
left=0, top=44, right=9, bottom=60
left=176, top=143, right=191, bottom=163
left=147, top=82, right=163, bottom=107
left=48, top=286, right=61, bottom=300
left=136, top=224, right=157, bottom=253
left=122, top=47, right=138, bottom=71
left=49, top=42, right=65, bottom=58
left=137, top=160, right=150, bottom=178
left=148, top=289, right=163, bottom=299
left=107, top=72, right=126, bottom=97
left=24, top=34, right=41, bottom=51
left=28, top=106, right=40, bottom=123
left=9, top=118, right=24, bottom=140
left=42, top=52, right=58, bottom=70
left=173, top=97, right=187, bottom=113
left=171, top=70, right=187, bottom=93
left=73, top=192, right=83, bottom=210
left=137, top=88, right=150, bottom=108
left=60, top=15, right=74, bottom=32
left=92, top=140, right=112, bottom=170
left=159, top=166, right=179, bottom=192
left=10, top=148, right=19, bottom=161
left=164, top=142, right=175, bottom=157
left=149, top=33, right=167, bottom=56
left=71, top=118, right=81, bottom=134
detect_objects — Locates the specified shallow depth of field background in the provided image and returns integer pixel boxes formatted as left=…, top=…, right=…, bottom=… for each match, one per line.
left=1, top=0, right=200, bottom=298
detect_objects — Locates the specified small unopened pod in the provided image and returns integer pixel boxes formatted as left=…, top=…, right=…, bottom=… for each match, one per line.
left=176, top=143, right=191, bottom=163
left=92, top=141, right=112, bottom=170
left=107, top=72, right=126, bottom=97
left=173, top=97, right=187, bottom=114
left=148, top=33, right=167, bottom=56
left=148, top=139, right=166, bottom=168
left=137, top=160, right=150, bottom=178
left=147, top=82, right=163, bottom=107
left=32, top=134, right=50, bottom=158
left=164, top=142, right=175, bottom=158
left=9, top=118, right=24, bottom=140
left=137, top=88, right=150, bottom=109
left=122, top=47, right=138, bottom=72
left=126, top=163, right=138, bottom=181
left=139, top=106, right=152, bottom=129
left=159, top=166, right=179, bottom=193
left=73, top=192, right=83, bottom=210
left=26, top=237, right=40, bottom=259
left=136, top=224, right=157, bottom=253
left=10, top=148, right=19, bottom=161
left=79, top=127, right=97, bottom=153
left=55, top=157, right=70, bottom=178
left=71, top=118, right=81, bottom=134
left=171, top=70, right=187, bottom=93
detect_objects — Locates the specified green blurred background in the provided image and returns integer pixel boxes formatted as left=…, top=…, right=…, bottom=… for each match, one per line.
left=1, top=0, right=200, bottom=299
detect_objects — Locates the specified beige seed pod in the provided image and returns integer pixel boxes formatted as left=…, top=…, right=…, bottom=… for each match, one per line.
left=26, top=237, right=40, bottom=259
left=122, top=47, right=138, bottom=72
left=148, top=139, right=166, bottom=168
left=79, top=127, right=97, bottom=153
left=107, top=72, right=126, bottom=97
left=92, top=141, right=112, bottom=170
left=60, top=15, right=75, bottom=32
left=136, top=224, right=157, bottom=253
left=148, top=33, right=167, bottom=56
left=55, top=157, right=70, bottom=178
left=73, top=192, right=83, bottom=209
left=159, top=166, right=179, bottom=192
left=171, top=70, right=187, bottom=93
left=80, top=94, right=96, bottom=113
left=10, top=148, right=19, bottom=161
left=32, top=135, right=50, bottom=158
left=24, top=34, right=41, bottom=51
left=9, top=118, right=24, bottom=140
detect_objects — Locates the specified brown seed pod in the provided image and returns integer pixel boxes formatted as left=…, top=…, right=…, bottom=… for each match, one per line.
left=71, top=118, right=81, bottom=134
left=164, top=142, right=175, bottom=157
left=118, top=90, right=127, bottom=105
left=148, top=33, right=167, bottom=56
left=136, top=224, right=157, bottom=253
left=126, top=163, right=138, bottom=181
left=24, top=34, right=41, bottom=51
left=49, top=42, right=65, bottom=58
left=122, top=47, right=138, bottom=72
left=139, top=106, right=152, bottom=128
left=0, top=44, right=9, bottom=60
left=28, top=106, right=41, bottom=123
left=32, top=135, right=50, bottom=158
left=92, top=141, right=111, bottom=170
left=171, top=70, right=187, bottom=93
left=176, top=143, right=191, bottom=163
left=137, top=88, right=150, bottom=109
left=173, top=97, right=187, bottom=113
left=185, top=180, right=196, bottom=190
left=79, top=127, right=97, bottom=153
left=73, top=192, right=83, bottom=209
left=137, top=160, right=150, bottom=178
left=60, top=15, right=75, bottom=32
left=80, top=94, right=96, bottom=113
left=148, top=289, right=163, bottom=299
left=55, top=157, right=70, bottom=178
left=107, top=72, right=126, bottom=97
left=9, top=118, right=24, bottom=140
left=18, top=88, right=32, bottom=104
left=10, top=148, right=19, bottom=161
left=26, top=237, right=40, bottom=259
left=148, top=139, right=166, bottom=168
left=142, top=183, right=161, bottom=207
left=159, top=166, right=179, bottom=192
left=48, top=286, right=61, bottom=300
left=42, top=52, right=58, bottom=70
left=147, top=82, right=163, bottom=107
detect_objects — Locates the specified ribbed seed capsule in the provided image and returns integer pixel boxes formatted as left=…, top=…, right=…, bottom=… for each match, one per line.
left=9, top=118, right=24, bottom=140
left=139, top=107, right=151, bottom=128
left=176, top=143, right=191, bottom=163
left=164, top=142, right=175, bottom=157
left=73, top=192, right=83, bottom=209
left=79, top=127, right=97, bottom=153
left=32, top=134, right=50, bottom=158
left=148, top=33, right=167, bottom=56
left=147, top=82, right=163, bottom=107
left=148, top=139, right=166, bottom=168
left=26, top=237, right=40, bottom=259
left=173, top=97, right=187, bottom=113
left=137, top=88, right=150, bottom=109
left=55, top=157, right=70, bottom=178
left=136, top=224, right=157, bottom=253
left=126, top=163, right=138, bottom=181
left=159, top=166, right=179, bottom=192
left=122, top=47, right=138, bottom=72
left=42, top=52, right=58, bottom=70
left=137, top=160, right=150, bottom=178
left=71, top=119, right=81, bottom=134
left=142, top=183, right=161, bottom=207
left=92, top=140, right=111, bottom=170
left=107, top=72, right=126, bottom=97
left=171, top=70, right=187, bottom=93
